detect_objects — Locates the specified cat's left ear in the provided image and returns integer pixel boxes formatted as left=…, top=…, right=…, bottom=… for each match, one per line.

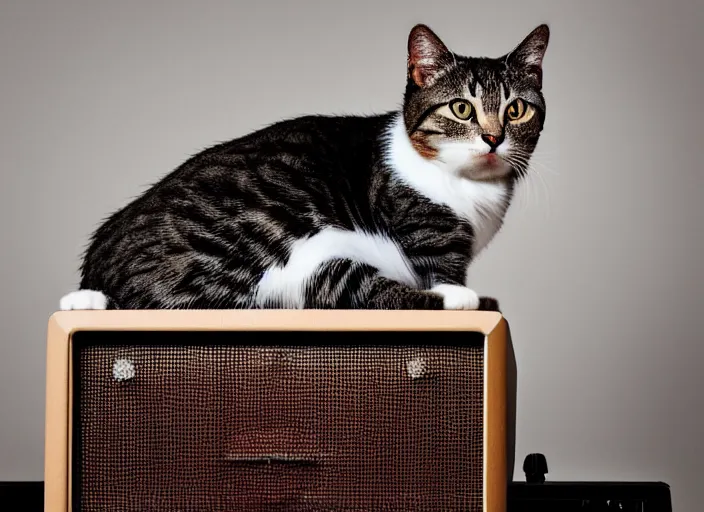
left=506, top=24, right=550, bottom=87
left=407, top=24, right=453, bottom=88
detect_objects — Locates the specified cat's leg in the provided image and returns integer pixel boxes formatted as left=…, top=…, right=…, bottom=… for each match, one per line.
left=303, top=259, right=500, bottom=310
left=384, top=209, right=502, bottom=310
left=407, top=250, right=501, bottom=312
left=365, top=276, right=443, bottom=310
left=303, top=260, right=442, bottom=309
left=365, top=278, right=502, bottom=310
left=304, top=259, right=501, bottom=311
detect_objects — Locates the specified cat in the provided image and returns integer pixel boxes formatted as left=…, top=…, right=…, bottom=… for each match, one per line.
left=59, top=23, right=549, bottom=312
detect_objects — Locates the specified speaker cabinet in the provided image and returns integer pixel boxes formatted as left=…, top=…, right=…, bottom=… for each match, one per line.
left=45, top=310, right=515, bottom=511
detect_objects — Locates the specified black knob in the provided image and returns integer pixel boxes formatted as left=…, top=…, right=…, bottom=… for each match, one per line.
left=523, top=453, right=548, bottom=483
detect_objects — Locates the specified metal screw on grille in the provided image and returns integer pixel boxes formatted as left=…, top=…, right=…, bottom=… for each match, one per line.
left=406, top=358, right=427, bottom=379
left=112, top=358, right=136, bottom=382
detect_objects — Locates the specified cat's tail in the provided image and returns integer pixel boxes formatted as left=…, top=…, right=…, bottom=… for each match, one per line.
left=58, top=289, right=120, bottom=311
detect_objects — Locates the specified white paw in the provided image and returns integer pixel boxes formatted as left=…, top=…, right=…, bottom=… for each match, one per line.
left=431, top=284, right=480, bottom=310
left=59, top=290, right=108, bottom=311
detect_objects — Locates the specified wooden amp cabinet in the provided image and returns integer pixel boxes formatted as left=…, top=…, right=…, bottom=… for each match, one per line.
left=45, top=310, right=514, bottom=511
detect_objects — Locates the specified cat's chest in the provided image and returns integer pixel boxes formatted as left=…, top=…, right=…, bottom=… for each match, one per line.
left=458, top=183, right=510, bottom=257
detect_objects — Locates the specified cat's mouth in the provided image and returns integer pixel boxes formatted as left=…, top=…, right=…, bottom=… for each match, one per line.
left=478, top=153, right=501, bottom=168
left=459, top=154, right=512, bottom=181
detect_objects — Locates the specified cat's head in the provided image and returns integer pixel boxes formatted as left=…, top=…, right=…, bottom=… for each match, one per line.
left=401, top=24, right=549, bottom=182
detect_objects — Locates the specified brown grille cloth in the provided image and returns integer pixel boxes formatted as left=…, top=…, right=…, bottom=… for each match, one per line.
left=74, top=333, right=484, bottom=511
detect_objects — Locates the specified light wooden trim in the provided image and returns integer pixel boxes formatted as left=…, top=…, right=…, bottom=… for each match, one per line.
left=47, top=309, right=505, bottom=334
left=45, top=315, right=71, bottom=512
left=484, top=316, right=508, bottom=512
left=45, top=309, right=508, bottom=512
left=67, top=338, right=75, bottom=511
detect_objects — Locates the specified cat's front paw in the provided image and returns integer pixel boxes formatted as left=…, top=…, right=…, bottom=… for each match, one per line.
left=430, top=284, right=480, bottom=310
left=59, top=290, right=109, bottom=311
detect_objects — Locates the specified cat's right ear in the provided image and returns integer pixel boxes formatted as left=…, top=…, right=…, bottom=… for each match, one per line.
left=505, top=24, right=550, bottom=87
left=407, top=24, right=453, bottom=88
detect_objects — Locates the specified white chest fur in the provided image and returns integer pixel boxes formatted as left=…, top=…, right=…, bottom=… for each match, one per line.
left=384, top=114, right=510, bottom=259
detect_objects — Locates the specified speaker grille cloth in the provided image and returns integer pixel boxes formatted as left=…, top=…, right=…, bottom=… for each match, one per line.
left=74, top=332, right=484, bottom=511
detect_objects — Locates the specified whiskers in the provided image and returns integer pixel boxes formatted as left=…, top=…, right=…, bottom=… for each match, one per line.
left=503, top=148, right=558, bottom=218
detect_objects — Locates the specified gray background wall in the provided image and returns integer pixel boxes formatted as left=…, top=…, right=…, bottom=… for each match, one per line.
left=1, top=0, right=702, bottom=509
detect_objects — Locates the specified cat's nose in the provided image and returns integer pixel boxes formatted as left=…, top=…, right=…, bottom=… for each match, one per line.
left=481, top=134, right=503, bottom=150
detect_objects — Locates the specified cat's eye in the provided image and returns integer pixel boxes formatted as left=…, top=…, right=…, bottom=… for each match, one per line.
left=506, top=99, right=527, bottom=121
left=449, top=99, right=473, bottom=121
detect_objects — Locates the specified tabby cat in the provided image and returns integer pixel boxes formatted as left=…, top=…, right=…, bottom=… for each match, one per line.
left=59, top=23, right=549, bottom=311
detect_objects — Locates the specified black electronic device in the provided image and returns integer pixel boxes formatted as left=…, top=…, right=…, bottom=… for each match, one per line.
left=508, top=454, right=672, bottom=511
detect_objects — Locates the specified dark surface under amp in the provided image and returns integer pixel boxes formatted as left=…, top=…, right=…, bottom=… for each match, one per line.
left=0, top=481, right=673, bottom=511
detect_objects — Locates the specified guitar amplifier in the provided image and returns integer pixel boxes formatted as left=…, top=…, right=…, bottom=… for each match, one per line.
left=45, top=310, right=516, bottom=512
